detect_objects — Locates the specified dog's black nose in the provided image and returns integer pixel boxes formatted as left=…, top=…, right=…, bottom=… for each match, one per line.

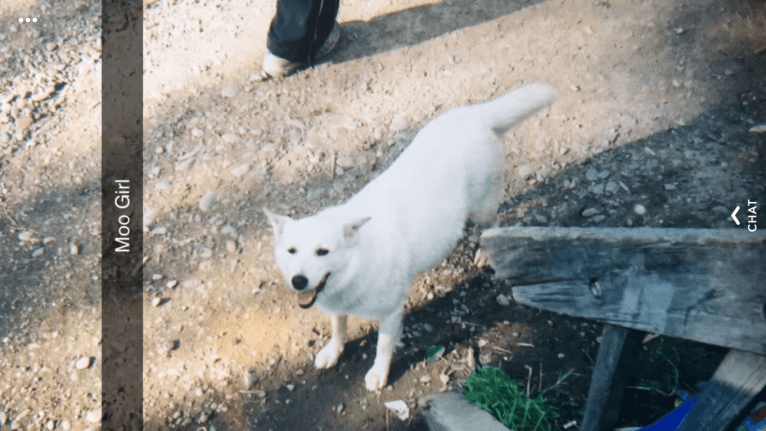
left=291, top=275, right=308, bottom=291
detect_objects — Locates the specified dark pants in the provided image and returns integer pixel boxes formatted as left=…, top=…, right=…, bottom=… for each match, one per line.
left=266, top=0, right=340, bottom=64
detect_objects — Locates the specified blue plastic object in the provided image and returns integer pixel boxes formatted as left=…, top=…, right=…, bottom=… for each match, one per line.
left=637, top=386, right=765, bottom=431
left=637, top=391, right=700, bottom=431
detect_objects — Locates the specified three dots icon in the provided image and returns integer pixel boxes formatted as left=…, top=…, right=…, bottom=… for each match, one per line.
left=19, top=18, right=38, bottom=23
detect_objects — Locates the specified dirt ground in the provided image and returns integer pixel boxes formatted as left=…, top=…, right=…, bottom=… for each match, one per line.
left=0, top=0, right=764, bottom=429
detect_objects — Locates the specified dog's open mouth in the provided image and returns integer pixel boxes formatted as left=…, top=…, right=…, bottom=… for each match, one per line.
left=296, top=272, right=330, bottom=309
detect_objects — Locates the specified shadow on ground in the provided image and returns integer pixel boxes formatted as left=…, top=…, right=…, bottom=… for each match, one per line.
left=328, top=0, right=544, bottom=65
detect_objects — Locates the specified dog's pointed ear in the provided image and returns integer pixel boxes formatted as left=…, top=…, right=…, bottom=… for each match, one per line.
left=264, top=208, right=293, bottom=241
left=343, top=217, right=371, bottom=246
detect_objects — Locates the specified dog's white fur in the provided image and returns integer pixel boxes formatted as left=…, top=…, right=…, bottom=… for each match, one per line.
left=266, top=83, right=556, bottom=391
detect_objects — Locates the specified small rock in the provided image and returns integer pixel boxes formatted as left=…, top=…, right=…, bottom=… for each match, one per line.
left=76, top=356, right=91, bottom=370
left=32, top=247, right=45, bottom=257
left=605, top=180, right=620, bottom=194
left=439, top=373, right=450, bottom=384
left=517, top=164, right=533, bottom=177
left=152, top=274, right=163, bottom=281
left=389, top=115, right=409, bottom=132
left=664, top=183, right=677, bottom=190
left=151, top=297, right=161, bottom=307
left=592, top=184, right=605, bottom=195
left=634, top=204, right=647, bottom=215
left=199, top=191, right=216, bottom=211
left=384, top=400, right=410, bottom=421
left=477, top=339, right=488, bottom=348
left=243, top=370, right=256, bottom=388
left=144, top=207, right=158, bottom=228
left=18, top=231, right=34, bottom=242
left=43, top=237, right=55, bottom=244
left=85, top=409, right=101, bottom=423
left=191, top=128, right=204, bottom=137
left=336, top=156, right=354, bottom=169
left=221, top=86, right=237, bottom=97
left=496, top=294, right=510, bottom=306
left=199, top=412, right=209, bottom=423
left=585, top=168, right=598, bottom=181
left=557, top=353, right=566, bottom=359
left=166, top=280, right=178, bottom=289
left=749, top=124, right=766, bottom=134
left=597, top=170, right=611, bottom=179
left=61, top=420, right=70, bottom=430
left=157, top=340, right=175, bottom=356
left=221, top=133, right=240, bottom=143
left=46, top=42, right=58, bottom=51
left=17, top=111, right=34, bottom=131
left=582, top=208, right=600, bottom=217
left=226, top=240, right=237, bottom=254
left=285, top=384, right=295, bottom=391
left=230, top=164, right=250, bottom=177
left=592, top=215, right=606, bottom=223
left=221, top=225, right=237, bottom=237
left=0, top=411, right=5, bottom=425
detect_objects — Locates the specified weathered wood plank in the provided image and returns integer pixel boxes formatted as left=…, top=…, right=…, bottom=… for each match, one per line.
left=422, top=392, right=511, bottom=431
left=581, top=325, right=642, bottom=431
left=677, top=350, right=766, bottom=431
left=480, top=227, right=766, bottom=354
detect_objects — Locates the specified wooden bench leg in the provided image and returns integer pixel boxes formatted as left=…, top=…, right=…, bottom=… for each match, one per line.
left=581, top=325, right=642, bottom=431
left=677, top=349, right=766, bottom=431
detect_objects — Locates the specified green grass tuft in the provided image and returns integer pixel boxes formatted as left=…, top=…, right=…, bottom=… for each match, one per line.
left=463, top=366, right=558, bottom=431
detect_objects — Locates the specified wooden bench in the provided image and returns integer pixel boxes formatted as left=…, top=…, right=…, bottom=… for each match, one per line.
left=480, top=227, right=766, bottom=431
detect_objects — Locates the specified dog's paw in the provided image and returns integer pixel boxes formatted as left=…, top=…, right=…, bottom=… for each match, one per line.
left=314, top=340, right=343, bottom=369
left=364, top=364, right=389, bottom=392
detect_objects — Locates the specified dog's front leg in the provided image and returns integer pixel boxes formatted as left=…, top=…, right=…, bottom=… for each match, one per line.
left=365, top=313, right=402, bottom=391
left=315, top=313, right=347, bottom=369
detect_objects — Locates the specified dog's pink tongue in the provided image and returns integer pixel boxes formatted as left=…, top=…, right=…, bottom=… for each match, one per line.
left=296, top=289, right=317, bottom=308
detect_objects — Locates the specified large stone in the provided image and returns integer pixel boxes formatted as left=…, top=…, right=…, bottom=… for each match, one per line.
left=421, top=392, right=510, bottom=431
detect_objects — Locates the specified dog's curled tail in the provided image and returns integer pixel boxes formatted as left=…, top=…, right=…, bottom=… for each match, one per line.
left=480, top=83, right=557, bottom=136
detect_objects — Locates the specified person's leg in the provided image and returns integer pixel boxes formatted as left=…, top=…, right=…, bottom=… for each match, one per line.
left=262, top=0, right=340, bottom=77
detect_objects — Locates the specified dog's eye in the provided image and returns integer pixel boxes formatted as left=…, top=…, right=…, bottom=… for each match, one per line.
left=315, top=248, right=329, bottom=256
left=287, top=247, right=297, bottom=254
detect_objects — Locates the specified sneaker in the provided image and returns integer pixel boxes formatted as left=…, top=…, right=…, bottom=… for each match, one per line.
left=259, top=22, right=340, bottom=79
left=261, top=51, right=301, bottom=79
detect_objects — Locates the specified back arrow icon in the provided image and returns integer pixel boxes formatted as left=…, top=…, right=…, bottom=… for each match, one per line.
left=731, top=206, right=740, bottom=225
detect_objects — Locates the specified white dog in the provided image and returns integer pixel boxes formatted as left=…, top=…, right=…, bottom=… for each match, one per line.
left=266, top=83, right=556, bottom=391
